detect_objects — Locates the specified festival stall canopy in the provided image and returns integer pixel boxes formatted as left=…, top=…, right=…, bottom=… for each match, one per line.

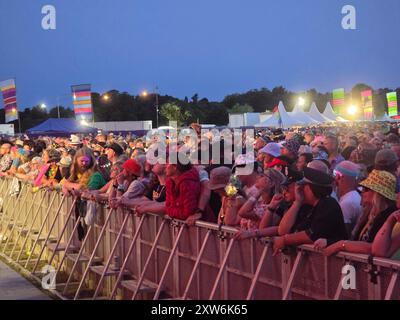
left=26, top=118, right=98, bottom=136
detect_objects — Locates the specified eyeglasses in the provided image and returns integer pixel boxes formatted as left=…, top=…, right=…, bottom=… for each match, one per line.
left=357, top=186, right=371, bottom=194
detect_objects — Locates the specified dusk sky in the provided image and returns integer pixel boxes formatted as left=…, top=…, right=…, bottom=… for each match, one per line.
left=1, top=0, right=400, bottom=109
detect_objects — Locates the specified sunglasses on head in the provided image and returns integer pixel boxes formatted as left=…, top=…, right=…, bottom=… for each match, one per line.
left=333, top=169, right=343, bottom=179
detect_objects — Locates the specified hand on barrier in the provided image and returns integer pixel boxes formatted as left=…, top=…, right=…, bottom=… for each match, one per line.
left=109, top=197, right=123, bottom=209
left=233, top=229, right=255, bottom=240
left=272, top=236, right=286, bottom=256
left=185, top=213, right=202, bottom=226
left=313, top=238, right=328, bottom=251
left=323, top=240, right=345, bottom=257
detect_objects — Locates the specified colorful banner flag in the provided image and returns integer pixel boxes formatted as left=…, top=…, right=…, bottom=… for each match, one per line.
left=387, top=92, right=398, bottom=117
left=361, top=90, right=373, bottom=121
left=332, top=88, right=345, bottom=115
left=273, top=105, right=282, bottom=127
left=0, top=79, right=19, bottom=123
left=71, top=84, right=93, bottom=120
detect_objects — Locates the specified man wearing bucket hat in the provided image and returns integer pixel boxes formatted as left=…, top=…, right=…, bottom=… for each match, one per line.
left=324, top=170, right=398, bottom=256
left=272, top=160, right=347, bottom=255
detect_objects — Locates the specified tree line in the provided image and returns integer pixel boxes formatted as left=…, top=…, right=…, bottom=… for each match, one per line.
left=2, top=83, right=399, bottom=131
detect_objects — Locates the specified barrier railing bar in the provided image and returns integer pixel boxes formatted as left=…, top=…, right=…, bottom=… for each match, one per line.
left=5, top=191, right=39, bottom=257
left=208, top=238, right=235, bottom=300
left=110, top=215, right=145, bottom=300
left=61, top=223, right=95, bottom=296
left=74, top=207, right=115, bottom=300
left=153, top=224, right=185, bottom=300
left=182, top=229, right=212, bottom=300
left=131, top=219, right=167, bottom=300
left=54, top=215, right=85, bottom=277
left=15, top=191, right=48, bottom=263
left=0, top=184, right=27, bottom=243
left=282, top=251, right=304, bottom=300
left=92, top=210, right=131, bottom=300
left=384, top=272, right=399, bottom=300
left=24, top=192, right=59, bottom=268
left=0, top=181, right=21, bottom=227
left=1, top=187, right=31, bottom=253
left=246, top=244, right=270, bottom=300
left=31, top=196, right=75, bottom=273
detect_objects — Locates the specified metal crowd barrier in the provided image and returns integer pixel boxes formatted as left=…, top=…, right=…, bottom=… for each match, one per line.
left=0, top=177, right=399, bottom=300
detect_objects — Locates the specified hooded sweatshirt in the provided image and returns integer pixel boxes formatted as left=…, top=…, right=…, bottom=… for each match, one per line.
left=166, top=167, right=200, bottom=220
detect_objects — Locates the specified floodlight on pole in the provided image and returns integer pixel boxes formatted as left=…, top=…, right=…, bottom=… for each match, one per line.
left=298, top=97, right=305, bottom=107
left=40, top=103, right=47, bottom=109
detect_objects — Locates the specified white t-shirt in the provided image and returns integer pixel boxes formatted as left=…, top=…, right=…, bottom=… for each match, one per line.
left=339, top=190, right=362, bottom=226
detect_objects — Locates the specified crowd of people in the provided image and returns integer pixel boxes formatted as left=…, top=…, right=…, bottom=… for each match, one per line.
left=1, top=121, right=400, bottom=260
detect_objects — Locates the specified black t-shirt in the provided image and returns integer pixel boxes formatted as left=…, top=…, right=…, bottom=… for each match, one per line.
left=357, top=205, right=396, bottom=243
left=292, top=197, right=348, bottom=246
left=151, top=184, right=166, bottom=203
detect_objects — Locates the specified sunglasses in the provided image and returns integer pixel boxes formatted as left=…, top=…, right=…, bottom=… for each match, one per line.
left=333, top=169, right=343, bottom=179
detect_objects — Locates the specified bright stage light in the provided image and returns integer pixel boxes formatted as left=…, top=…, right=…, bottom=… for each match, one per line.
left=347, top=105, right=358, bottom=115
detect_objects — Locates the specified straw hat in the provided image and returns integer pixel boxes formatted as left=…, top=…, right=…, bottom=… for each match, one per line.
left=359, top=170, right=397, bottom=201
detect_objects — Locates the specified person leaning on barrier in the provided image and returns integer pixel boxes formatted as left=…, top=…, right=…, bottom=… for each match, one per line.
left=133, top=160, right=167, bottom=216
left=323, top=170, right=398, bottom=256
left=34, top=149, right=62, bottom=187
left=237, top=168, right=286, bottom=231
left=371, top=205, right=400, bottom=258
left=0, top=142, right=13, bottom=175
left=108, top=158, right=147, bottom=208
left=15, top=156, right=44, bottom=182
left=82, top=160, right=124, bottom=203
left=207, top=166, right=246, bottom=227
left=62, top=147, right=103, bottom=196
left=234, top=168, right=303, bottom=240
left=272, top=160, right=348, bottom=255
left=164, top=155, right=204, bottom=223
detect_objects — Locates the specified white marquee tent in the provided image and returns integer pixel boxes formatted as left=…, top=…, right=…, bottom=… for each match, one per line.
left=307, top=102, right=333, bottom=123
left=255, top=101, right=302, bottom=128
left=322, top=102, right=349, bottom=122
left=289, top=103, right=321, bottom=126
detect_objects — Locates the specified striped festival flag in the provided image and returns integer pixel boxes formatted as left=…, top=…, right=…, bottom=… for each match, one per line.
left=0, top=79, right=19, bottom=123
left=332, top=88, right=345, bottom=115
left=71, top=84, right=93, bottom=120
left=387, top=92, right=398, bottom=117
left=273, top=105, right=282, bottom=127
left=361, top=90, right=373, bottom=121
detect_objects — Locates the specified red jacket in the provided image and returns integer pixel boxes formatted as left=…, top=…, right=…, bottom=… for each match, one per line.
left=166, top=167, right=200, bottom=220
